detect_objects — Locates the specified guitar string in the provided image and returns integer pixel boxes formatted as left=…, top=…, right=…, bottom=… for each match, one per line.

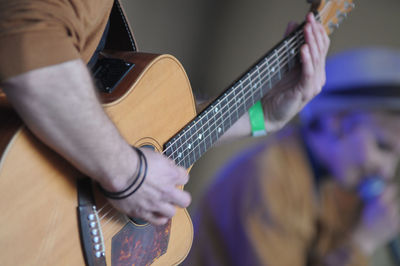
left=162, top=31, right=303, bottom=156
left=96, top=6, right=333, bottom=224
left=162, top=8, right=331, bottom=160
left=174, top=41, right=303, bottom=167
left=171, top=4, right=336, bottom=165
left=160, top=6, right=331, bottom=156
left=172, top=4, right=345, bottom=167
left=96, top=27, right=305, bottom=226
left=95, top=8, right=328, bottom=222
left=96, top=34, right=305, bottom=226
left=166, top=33, right=303, bottom=163
left=97, top=41, right=304, bottom=232
left=173, top=32, right=306, bottom=166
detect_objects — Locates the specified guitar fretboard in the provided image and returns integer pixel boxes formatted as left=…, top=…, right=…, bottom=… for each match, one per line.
left=164, top=25, right=305, bottom=168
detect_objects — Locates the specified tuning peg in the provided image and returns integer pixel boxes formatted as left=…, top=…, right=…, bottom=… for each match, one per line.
left=328, top=21, right=339, bottom=32
left=336, top=11, right=347, bottom=24
left=345, top=1, right=356, bottom=9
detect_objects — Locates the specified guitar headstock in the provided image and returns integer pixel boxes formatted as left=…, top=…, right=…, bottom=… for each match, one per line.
left=309, top=0, right=355, bottom=35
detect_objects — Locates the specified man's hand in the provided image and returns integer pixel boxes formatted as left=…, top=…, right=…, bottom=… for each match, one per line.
left=262, top=13, right=330, bottom=132
left=2, top=59, right=190, bottom=226
left=106, top=148, right=191, bottom=225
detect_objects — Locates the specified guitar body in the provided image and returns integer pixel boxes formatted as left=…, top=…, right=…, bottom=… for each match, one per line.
left=0, top=52, right=195, bottom=265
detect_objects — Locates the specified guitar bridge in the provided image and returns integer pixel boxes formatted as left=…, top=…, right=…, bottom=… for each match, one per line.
left=77, top=179, right=106, bottom=266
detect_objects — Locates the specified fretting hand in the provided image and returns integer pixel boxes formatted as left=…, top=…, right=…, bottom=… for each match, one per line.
left=262, top=13, right=330, bottom=132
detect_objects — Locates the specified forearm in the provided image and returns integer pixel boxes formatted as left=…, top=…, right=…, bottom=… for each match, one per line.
left=1, top=59, right=136, bottom=191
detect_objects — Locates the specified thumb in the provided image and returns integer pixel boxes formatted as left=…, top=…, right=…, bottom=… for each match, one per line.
left=284, top=21, right=299, bottom=36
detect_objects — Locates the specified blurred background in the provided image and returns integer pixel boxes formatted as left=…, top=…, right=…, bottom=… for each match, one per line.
left=121, top=0, right=400, bottom=265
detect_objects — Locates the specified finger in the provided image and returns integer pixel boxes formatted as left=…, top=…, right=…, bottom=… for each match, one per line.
left=167, top=188, right=192, bottom=208
left=285, top=21, right=298, bottom=36
left=304, top=23, right=320, bottom=68
left=142, top=212, right=169, bottom=226
left=318, top=23, right=330, bottom=55
left=175, top=169, right=189, bottom=186
left=152, top=202, right=177, bottom=219
left=300, top=44, right=314, bottom=85
left=309, top=14, right=325, bottom=57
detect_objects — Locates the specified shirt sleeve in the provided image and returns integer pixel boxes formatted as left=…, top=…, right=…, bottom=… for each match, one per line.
left=0, top=1, right=81, bottom=82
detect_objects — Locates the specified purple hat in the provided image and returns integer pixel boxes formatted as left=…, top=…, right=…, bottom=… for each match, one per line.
left=301, top=47, right=400, bottom=120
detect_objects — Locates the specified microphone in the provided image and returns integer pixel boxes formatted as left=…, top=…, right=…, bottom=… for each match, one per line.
left=357, top=177, right=400, bottom=264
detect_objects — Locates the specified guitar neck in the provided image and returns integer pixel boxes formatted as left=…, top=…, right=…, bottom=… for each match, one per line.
left=163, top=24, right=306, bottom=168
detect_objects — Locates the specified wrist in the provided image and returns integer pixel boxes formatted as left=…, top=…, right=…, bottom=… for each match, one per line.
left=248, top=101, right=267, bottom=137
left=98, top=147, right=147, bottom=200
left=98, top=145, right=140, bottom=193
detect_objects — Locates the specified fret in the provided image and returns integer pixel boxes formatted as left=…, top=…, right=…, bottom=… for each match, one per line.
left=205, top=108, right=215, bottom=146
left=213, top=105, right=224, bottom=141
left=278, top=42, right=289, bottom=76
left=264, top=57, right=273, bottom=90
left=293, top=30, right=303, bottom=66
left=213, top=100, right=222, bottom=130
left=183, top=128, right=192, bottom=168
left=231, top=84, right=240, bottom=123
left=275, top=49, right=282, bottom=81
left=169, top=139, right=177, bottom=162
left=199, top=118, right=208, bottom=157
left=201, top=113, right=212, bottom=152
left=190, top=120, right=198, bottom=163
left=220, top=95, right=230, bottom=130
left=206, top=107, right=216, bottom=142
left=214, top=102, right=225, bottom=138
left=239, top=78, right=248, bottom=115
left=195, top=118, right=204, bottom=160
left=270, top=50, right=281, bottom=86
left=165, top=23, right=312, bottom=169
left=285, top=39, right=295, bottom=70
left=207, top=108, right=217, bottom=146
left=246, top=74, right=255, bottom=110
left=188, top=122, right=197, bottom=153
left=255, top=65, right=263, bottom=100
left=174, top=135, right=183, bottom=166
left=164, top=142, right=173, bottom=158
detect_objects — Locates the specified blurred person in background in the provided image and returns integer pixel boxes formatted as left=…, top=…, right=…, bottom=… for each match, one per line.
left=185, top=48, right=400, bottom=266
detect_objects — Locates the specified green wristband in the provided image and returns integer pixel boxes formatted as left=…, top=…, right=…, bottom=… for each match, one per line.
left=248, top=101, right=267, bottom=137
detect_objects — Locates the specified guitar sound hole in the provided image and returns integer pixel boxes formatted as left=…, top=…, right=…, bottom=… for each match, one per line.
left=129, top=217, right=148, bottom=226
left=140, top=144, right=155, bottom=151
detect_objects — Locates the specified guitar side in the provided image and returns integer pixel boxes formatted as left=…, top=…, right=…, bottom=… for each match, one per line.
left=0, top=52, right=196, bottom=265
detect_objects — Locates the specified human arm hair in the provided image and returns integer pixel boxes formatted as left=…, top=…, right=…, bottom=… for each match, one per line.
left=2, top=59, right=191, bottom=225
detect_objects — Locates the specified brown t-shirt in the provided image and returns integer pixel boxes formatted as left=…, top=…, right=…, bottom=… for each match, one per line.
left=0, top=0, right=114, bottom=82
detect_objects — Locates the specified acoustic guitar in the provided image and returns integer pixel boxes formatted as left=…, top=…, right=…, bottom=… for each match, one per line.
left=0, top=0, right=354, bottom=265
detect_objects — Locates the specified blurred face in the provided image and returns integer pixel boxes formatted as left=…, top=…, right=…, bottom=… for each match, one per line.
left=310, top=111, right=400, bottom=188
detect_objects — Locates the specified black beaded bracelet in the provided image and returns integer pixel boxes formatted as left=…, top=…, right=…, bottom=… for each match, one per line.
left=98, top=147, right=147, bottom=200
